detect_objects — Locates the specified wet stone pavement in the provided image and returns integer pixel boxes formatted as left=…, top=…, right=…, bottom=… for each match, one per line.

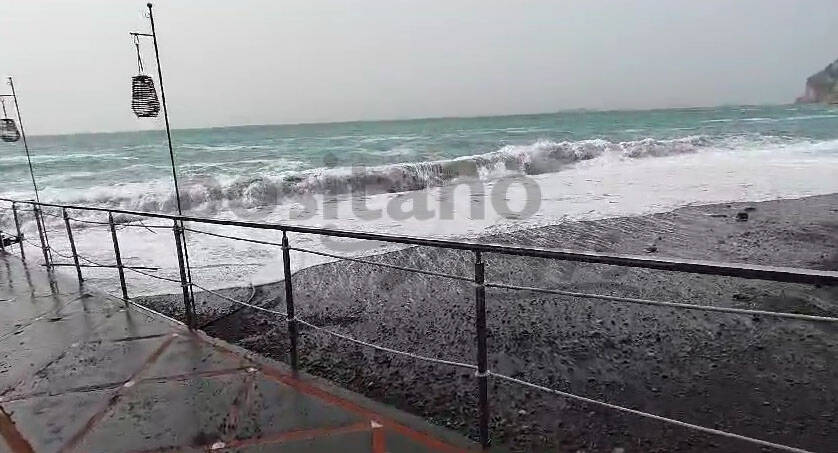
left=0, top=254, right=477, bottom=453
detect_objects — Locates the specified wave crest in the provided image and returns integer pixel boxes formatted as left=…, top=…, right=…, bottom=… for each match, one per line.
left=51, top=135, right=727, bottom=212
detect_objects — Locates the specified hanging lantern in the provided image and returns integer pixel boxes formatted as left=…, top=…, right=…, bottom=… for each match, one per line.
left=130, top=34, right=160, bottom=118
left=1, top=118, right=20, bottom=142
left=131, top=74, right=160, bottom=118
left=0, top=98, right=20, bottom=142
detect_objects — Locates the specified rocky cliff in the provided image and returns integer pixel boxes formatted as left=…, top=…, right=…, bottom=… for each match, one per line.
left=796, top=58, right=838, bottom=103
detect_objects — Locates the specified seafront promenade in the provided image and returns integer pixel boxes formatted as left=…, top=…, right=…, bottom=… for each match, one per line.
left=0, top=253, right=476, bottom=453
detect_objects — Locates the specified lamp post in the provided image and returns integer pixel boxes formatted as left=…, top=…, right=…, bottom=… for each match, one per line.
left=130, top=3, right=195, bottom=322
left=130, top=3, right=184, bottom=215
left=1, top=77, right=51, bottom=266
left=1, top=78, right=41, bottom=204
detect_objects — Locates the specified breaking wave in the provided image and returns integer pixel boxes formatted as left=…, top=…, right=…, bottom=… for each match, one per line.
left=44, top=135, right=803, bottom=214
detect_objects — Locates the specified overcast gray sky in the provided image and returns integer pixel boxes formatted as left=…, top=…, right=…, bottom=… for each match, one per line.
left=2, top=0, right=836, bottom=135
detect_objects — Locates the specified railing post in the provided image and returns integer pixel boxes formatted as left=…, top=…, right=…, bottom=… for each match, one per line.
left=11, top=203, right=24, bottom=258
left=0, top=222, right=5, bottom=255
left=173, top=220, right=195, bottom=328
left=62, top=208, right=83, bottom=284
left=41, top=207, right=54, bottom=265
left=281, top=230, right=299, bottom=370
left=108, top=212, right=129, bottom=304
left=474, top=250, right=490, bottom=449
left=32, top=205, right=51, bottom=268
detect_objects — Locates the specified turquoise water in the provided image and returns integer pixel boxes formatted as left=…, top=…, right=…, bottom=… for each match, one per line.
left=3, top=104, right=838, bottom=209
left=3, top=104, right=838, bottom=292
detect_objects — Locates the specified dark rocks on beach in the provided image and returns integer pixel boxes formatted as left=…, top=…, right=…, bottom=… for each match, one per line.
left=736, top=211, right=749, bottom=221
left=140, top=194, right=838, bottom=453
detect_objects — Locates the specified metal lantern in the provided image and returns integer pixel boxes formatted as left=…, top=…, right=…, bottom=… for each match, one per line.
left=1, top=118, right=20, bottom=142
left=131, top=74, right=160, bottom=118
left=0, top=98, right=20, bottom=143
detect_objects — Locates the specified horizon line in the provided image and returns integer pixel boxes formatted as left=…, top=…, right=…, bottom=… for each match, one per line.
left=29, top=101, right=794, bottom=138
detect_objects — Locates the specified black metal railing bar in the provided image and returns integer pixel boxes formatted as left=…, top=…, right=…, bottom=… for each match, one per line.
left=160, top=225, right=838, bottom=323
left=3, top=197, right=835, bottom=286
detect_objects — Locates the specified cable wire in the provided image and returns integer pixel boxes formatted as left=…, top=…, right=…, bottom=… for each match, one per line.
left=288, top=246, right=472, bottom=282
left=65, top=216, right=111, bottom=226
left=95, top=286, right=186, bottom=327
left=21, top=237, right=45, bottom=250
left=65, top=216, right=168, bottom=230
left=486, top=282, right=838, bottom=323
left=198, top=283, right=257, bottom=329
left=189, top=281, right=476, bottom=371
left=184, top=227, right=471, bottom=282
left=190, top=281, right=287, bottom=316
left=184, top=227, right=284, bottom=248
left=38, top=210, right=63, bottom=219
left=70, top=252, right=171, bottom=279
left=123, top=265, right=183, bottom=284
left=295, top=317, right=477, bottom=370
left=490, top=371, right=813, bottom=453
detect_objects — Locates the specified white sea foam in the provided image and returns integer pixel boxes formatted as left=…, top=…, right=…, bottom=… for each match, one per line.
left=5, top=133, right=838, bottom=295
left=702, top=114, right=838, bottom=124
left=36, top=135, right=780, bottom=214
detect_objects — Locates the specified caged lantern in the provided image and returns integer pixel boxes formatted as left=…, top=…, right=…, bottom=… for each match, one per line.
left=0, top=99, right=20, bottom=142
left=130, top=33, right=161, bottom=118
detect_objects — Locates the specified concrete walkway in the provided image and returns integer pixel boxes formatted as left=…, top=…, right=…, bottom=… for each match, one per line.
left=0, top=254, right=477, bottom=453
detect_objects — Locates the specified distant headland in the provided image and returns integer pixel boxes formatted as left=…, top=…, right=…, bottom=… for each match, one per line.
left=796, top=58, right=838, bottom=104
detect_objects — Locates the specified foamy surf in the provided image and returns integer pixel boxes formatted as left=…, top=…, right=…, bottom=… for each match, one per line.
left=3, top=105, right=838, bottom=293
left=25, top=133, right=830, bottom=216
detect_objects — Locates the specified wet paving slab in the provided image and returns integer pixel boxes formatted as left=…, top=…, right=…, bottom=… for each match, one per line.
left=0, top=254, right=478, bottom=453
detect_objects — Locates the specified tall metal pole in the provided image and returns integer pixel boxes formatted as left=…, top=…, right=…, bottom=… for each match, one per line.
left=146, top=3, right=183, bottom=217
left=143, top=3, right=196, bottom=310
left=7, top=78, right=52, bottom=266
left=7, top=77, right=41, bottom=205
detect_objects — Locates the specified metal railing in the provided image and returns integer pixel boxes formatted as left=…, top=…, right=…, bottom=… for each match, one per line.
left=1, top=196, right=837, bottom=453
